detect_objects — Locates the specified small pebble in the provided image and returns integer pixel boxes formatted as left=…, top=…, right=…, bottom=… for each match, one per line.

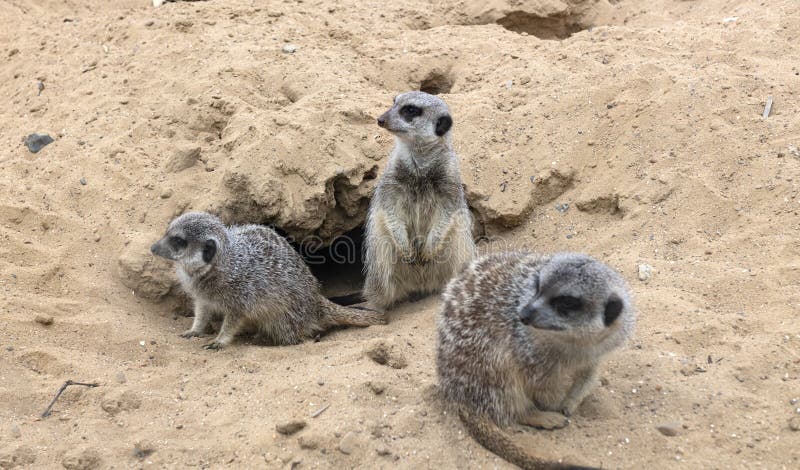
left=298, top=434, right=320, bottom=450
left=282, top=44, right=297, bottom=53
left=115, top=371, right=127, bottom=384
left=338, top=432, right=357, bottom=455
left=555, top=202, right=569, bottom=213
left=317, top=378, right=325, bottom=386
left=375, top=446, right=391, bottom=456
left=789, top=417, right=800, bottom=432
left=10, top=425, right=21, bottom=438
left=34, top=314, right=54, bottom=326
left=276, top=420, right=306, bottom=436
left=24, top=133, right=54, bottom=153
left=790, top=398, right=798, bottom=406
left=638, top=264, right=653, bottom=282
left=366, top=381, right=386, bottom=395
left=656, top=422, right=681, bottom=437
left=79, top=177, right=87, bottom=185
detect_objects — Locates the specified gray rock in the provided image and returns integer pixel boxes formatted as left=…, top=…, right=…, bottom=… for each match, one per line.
left=789, top=416, right=800, bottom=432
left=34, top=314, right=54, bottom=326
left=338, top=432, right=357, bottom=455
left=10, top=425, right=21, bottom=439
left=275, top=420, right=306, bottom=436
left=115, top=371, right=127, bottom=384
left=79, top=177, right=87, bottom=186
left=656, top=422, right=681, bottom=437
left=24, top=133, right=54, bottom=153
left=282, top=44, right=297, bottom=53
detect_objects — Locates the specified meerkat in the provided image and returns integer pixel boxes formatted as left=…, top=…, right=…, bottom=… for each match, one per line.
left=436, top=251, right=635, bottom=470
left=150, top=211, right=386, bottom=349
left=363, top=91, right=475, bottom=310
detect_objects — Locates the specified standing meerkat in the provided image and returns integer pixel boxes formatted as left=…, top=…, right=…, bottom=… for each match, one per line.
left=363, top=91, right=475, bottom=310
left=150, top=212, right=385, bottom=349
left=436, top=251, right=635, bottom=470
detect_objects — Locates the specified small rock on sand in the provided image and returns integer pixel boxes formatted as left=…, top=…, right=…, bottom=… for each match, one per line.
left=24, top=133, right=54, bottom=153
left=282, top=44, right=297, bottom=53
left=656, top=422, right=681, bottom=437
left=298, top=434, right=320, bottom=450
left=276, top=420, right=306, bottom=435
left=789, top=416, right=800, bottom=432
left=34, top=314, right=54, bottom=326
left=638, top=264, right=653, bottom=282
left=10, top=425, right=21, bottom=438
left=338, top=432, right=357, bottom=455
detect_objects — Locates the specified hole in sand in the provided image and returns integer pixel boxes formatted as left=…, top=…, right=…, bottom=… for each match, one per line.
left=496, top=11, right=586, bottom=40
left=276, top=225, right=367, bottom=306
left=419, top=70, right=454, bottom=95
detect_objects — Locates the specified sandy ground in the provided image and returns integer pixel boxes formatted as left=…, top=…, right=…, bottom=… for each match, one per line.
left=1, top=0, right=799, bottom=468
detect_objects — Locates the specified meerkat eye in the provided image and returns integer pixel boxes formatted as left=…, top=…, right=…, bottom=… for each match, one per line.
left=169, top=236, right=187, bottom=250
left=550, top=295, right=582, bottom=315
left=399, top=105, right=423, bottom=121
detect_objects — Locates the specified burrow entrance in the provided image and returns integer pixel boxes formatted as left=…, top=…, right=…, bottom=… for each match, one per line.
left=278, top=225, right=367, bottom=306
left=419, top=70, right=454, bottom=95
left=496, top=11, right=587, bottom=39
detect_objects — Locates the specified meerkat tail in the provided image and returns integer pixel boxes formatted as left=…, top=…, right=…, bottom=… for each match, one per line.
left=319, top=297, right=387, bottom=327
left=458, top=410, right=598, bottom=470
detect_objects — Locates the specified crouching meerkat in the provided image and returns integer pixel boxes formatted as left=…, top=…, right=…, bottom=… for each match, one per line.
left=150, top=212, right=386, bottom=349
left=363, top=91, right=476, bottom=310
left=436, top=252, right=635, bottom=470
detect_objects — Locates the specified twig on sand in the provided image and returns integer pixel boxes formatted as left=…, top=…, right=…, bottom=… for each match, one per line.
left=763, top=95, right=773, bottom=118
left=310, top=403, right=330, bottom=418
left=41, top=380, right=100, bottom=418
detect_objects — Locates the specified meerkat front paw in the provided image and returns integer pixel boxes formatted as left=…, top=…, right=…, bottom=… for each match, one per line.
left=180, top=329, right=204, bottom=339
left=203, top=340, right=224, bottom=350
left=560, top=401, right=580, bottom=417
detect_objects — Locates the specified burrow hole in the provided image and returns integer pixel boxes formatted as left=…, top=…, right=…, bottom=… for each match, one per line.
left=496, top=12, right=587, bottom=40
left=419, top=70, right=454, bottom=95
left=276, top=225, right=367, bottom=306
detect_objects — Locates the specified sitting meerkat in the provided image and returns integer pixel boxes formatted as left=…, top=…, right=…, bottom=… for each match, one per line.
left=150, top=211, right=385, bottom=349
left=363, top=91, right=475, bottom=310
left=436, top=251, right=635, bottom=470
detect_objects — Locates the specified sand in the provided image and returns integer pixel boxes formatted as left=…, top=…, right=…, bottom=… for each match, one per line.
left=1, top=0, right=799, bottom=468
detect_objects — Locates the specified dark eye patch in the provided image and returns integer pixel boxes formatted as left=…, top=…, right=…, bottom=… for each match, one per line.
left=169, top=236, right=187, bottom=250
left=399, top=104, right=423, bottom=122
left=550, top=295, right=583, bottom=316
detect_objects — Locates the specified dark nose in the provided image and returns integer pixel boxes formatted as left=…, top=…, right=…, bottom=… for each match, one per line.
left=519, top=305, right=537, bottom=325
left=377, top=117, right=386, bottom=127
left=150, top=243, right=158, bottom=255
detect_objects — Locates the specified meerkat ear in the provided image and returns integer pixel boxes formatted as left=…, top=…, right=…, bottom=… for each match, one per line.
left=202, top=239, right=217, bottom=263
left=435, top=115, right=453, bottom=136
left=603, top=295, right=623, bottom=326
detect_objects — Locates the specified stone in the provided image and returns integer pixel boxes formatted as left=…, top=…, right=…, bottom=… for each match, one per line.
left=10, top=424, right=21, bottom=438
left=275, top=420, right=306, bottom=436
left=34, top=314, right=54, bottom=326
left=656, top=422, right=681, bottom=437
left=789, top=416, right=800, bottom=432
left=364, top=339, right=407, bottom=369
left=338, top=432, right=357, bottom=455
left=282, top=44, right=297, bottom=53
left=298, top=434, right=320, bottom=450
left=24, top=133, right=54, bottom=153
left=115, top=371, right=127, bottom=384
left=638, top=264, right=653, bottom=282
left=365, top=381, right=386, bottom=395
left=116, top=234, right=176, bottom=301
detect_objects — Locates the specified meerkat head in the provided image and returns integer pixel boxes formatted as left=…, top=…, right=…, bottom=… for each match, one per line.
left=377, top=91, right=453, bottom=146
left=516, top=253, right=629, bottom=338
left=150, top=211, right=228, bottom=276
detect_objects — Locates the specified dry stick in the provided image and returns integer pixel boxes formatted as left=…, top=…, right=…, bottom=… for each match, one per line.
left=41, top=380, right=100, bottom=418
left=310, top=403, right=330, bottom=418
left=763, top=95, right=773, bottom=118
